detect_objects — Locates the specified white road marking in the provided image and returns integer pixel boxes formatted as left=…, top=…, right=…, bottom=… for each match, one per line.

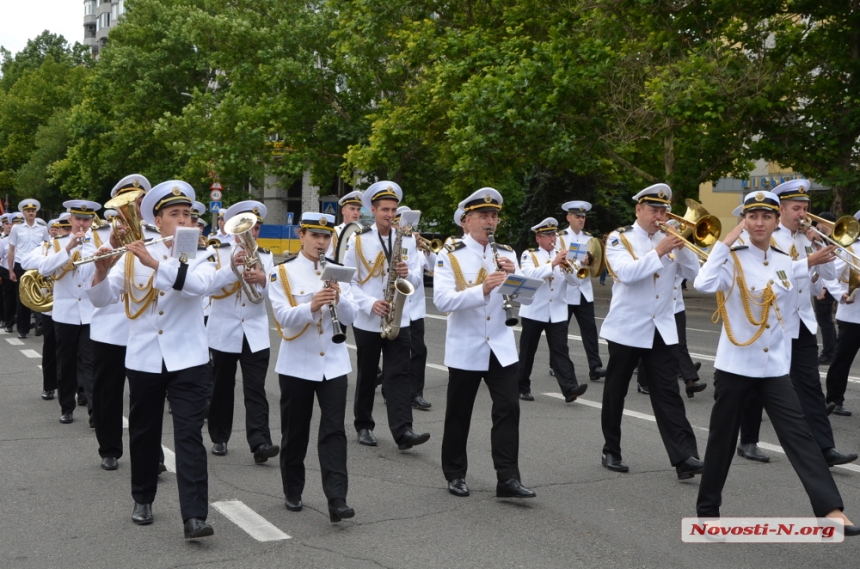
left=20, top=349, right=40, bottom=358
left=122, top=416, right=129, bottom=429
left=162, top=446, right=176, bottom=473
left=6, top=338, right=24, bottom=345
left=543, top=392, right=860, bottom=474
left=211, top=500, right=290, bottom=542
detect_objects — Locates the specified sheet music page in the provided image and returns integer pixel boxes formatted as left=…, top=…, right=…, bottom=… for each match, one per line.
left=171, top=227, right=199, bottom=260
left=399, top=210, right=421, bottom=229
left=496, top=275, right=544, bottom=299
left=321, top=265, right=357, bottom=283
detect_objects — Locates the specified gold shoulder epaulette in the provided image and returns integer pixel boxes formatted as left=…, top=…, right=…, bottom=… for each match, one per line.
left=616, top=225, right=633, bottom=233
left=445, top=241, right=466, bottom=253
left=258, top=247, right=271, bottom=254
left=358, top=225, right=372, bottom=235
left=278, top=254, right=298, bottom=265
left=770, top=246, right=788, bottom=255
left=584, top=231, right=592, bottom=237
left=497, top=243, right=514, bottom=252
left=730, top=245, right=748, bottom=252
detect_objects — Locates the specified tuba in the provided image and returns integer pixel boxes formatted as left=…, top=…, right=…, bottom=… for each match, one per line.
left=380, top=225, right=415, bottom=339
left=19, top=270, right=53, bottom=312
left=104, top=189, right=145, bottom=247
left=224, top=212, right=265, bottom=304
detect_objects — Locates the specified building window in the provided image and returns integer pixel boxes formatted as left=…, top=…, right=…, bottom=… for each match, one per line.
left=84, top=0, right=97, bottom=16
left=118, top=0, right=125, bottom=16
left=111, top=3, right=117, bottom=20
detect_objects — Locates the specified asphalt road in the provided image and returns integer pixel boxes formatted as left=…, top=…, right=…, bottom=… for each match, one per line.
left=1, top=279, right=859, bottom=568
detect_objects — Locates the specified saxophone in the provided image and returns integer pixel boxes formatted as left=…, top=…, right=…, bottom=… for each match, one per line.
left=380, top=225, right=415, bottom=339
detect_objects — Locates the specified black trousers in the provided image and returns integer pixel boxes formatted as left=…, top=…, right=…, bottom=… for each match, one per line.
left=208, top=337, right=272, bottom=451
left=738, top=391, right=763, bottom=445
left=409, top=318, right=428, bottom=399
left=127, top=362, right=209, bottom=522
left=353, top=326, right=413, bottom=442
left=442, top=353, right=521, bottom=482
left=518, top=317, right=579, bottom=396
left=13, top=263, right=31, bottom=335
left=826, top=320, right=860, bottom=407
left=602, top=331, right=698, bottom=465
left=566, top=300, right=603, bottom=373
left=0, top=266, right=16, bottom=327
left=790, top=323, right=835, bottom=451
left=54, top=321, right=94, bottom=415
left=41, top=314, right=57, bottom=391
left=636, top=311, right=700, bottom=386
left=697, top=370, right=843, bottom=518
left=92, top=340, right=127, bottom=459
left=279, top=374, right=348, bottom=503
left=815, top=290, right=837, bottom=360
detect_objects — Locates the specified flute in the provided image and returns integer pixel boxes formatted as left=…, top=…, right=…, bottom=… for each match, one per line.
left=72, top=236, right=174, bottom=266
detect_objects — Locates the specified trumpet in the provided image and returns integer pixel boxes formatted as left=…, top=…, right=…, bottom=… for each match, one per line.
left=416, top=235, right=444, bottom=253
left=553, top=247, right=587, bottom=278
left=800, top=213, right=860, bottom=271
left=72, top=236, right=174, bottom=266
left=318, top=250, right=347, bottom=344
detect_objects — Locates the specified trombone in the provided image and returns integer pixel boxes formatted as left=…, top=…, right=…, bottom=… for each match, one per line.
left=656, top=199, right=721, bottom=262
left=417, top=236, right=444, bottom=253
left=801, top=213, right=860, bottom=271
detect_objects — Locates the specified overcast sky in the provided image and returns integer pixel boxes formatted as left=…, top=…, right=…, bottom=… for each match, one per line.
left=0, top=0, right=84, bottom=58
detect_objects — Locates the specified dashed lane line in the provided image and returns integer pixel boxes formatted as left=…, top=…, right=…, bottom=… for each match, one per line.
left=6, top=338, right=24, bottom=345
left=20, top=349, right=40, bottom=358
left=212, top=500, right=291, bottom=542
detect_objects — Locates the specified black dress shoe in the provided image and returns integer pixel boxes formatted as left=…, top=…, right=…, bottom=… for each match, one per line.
left=328, top=500, right=355, bottom=523
left=693, top=362, right=702, bottom=372
left=565, top=383, right=588, bottom=402
left=158, top=462, right=167, bottom=474
left=736, top=443, right=770, bottom=462
left=825, top=401, right=836, bottom=416
left=285, top=496, right=303, bottom=511
left=496, top=477, right=536, bottom=498
left=41, top=390, right=54, bottom=400
left=76, top=392, right=88, bottom=407
left=17, top=333, right=27, bottom=339
left=833, top=405, right=852, bottom=416
left=685, top=381, right=707, bottom=398
left=676, top=456, right=704, bottom=480
left=88, top=413, right=95, bottom=429
left=519, top=391, right=535, bottom=401
left=34, top=323, right=43, bottom=337
left=589, top=367, right=607, bottom=381
left=183, top=518, right=214, bottom=539
left=637, top=383, right=649, bottom=395
left=59, top=412, right=73, bottom=424
left=602, top=453, right=629, bottom=472
left=132, top=502, right=153, bottom=525
left=101, top=457, right=118, bottom=470
left=253, top=443, right=279, bottom=464
left=823, top=447, right=859, bottom=467
left=357, top=429, right=377, bottom=446
left=3, top=326, right=12, bottom=333
left=846, top=524, right=860, bottom=537
left=397, top=430, right=430, bottom=450
left=412, top=395, right=432, bottom=410
left=818, top=356, right=833, bottom=365
left=448, top=478, right=469, bottom=497
left=211, top=442, right=228, bottom=456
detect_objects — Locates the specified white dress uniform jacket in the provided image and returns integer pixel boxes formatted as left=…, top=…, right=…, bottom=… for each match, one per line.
left=407, top=245, right=435, bottom=321
left=75, top=227, right=129, bottom=346
left=771, top=223, right=835, bottom=337
left=0, top=235, right=8, bottom=267
left=8, top=220, right=50, bottom=263
left=600, top=222, right=700, bottom=348
left=39, top=232, right=98, bottom=326
left=519, top=247, right=576, bottom=323
left=694, top=241, right=800, bottom=377
left=85, top=242, right=218, bottom=373
left=343, top=224, right=423, bottom=332
left=826, top=242, right=860, bottom=324
left=433, top=234, right=525, bottom=370
left=205, top=245, right=274, bottom=353
left=673, top=274, right=686, bottom=314
left=269, top=253, right=358, bottom=381
left=558, top=227, right=595, bottom=304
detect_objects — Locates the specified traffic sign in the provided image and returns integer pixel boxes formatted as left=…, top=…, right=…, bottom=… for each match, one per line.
left=210, top=190, right=222, bottom=201
left=209, top=201, right=222, bottom=211
left=321, top=201, right=337, bottom=217
left=210, top=182, right=222, bottom=190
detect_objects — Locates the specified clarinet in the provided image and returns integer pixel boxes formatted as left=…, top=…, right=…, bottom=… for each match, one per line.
left=486, top=232, right=518, bottom=327
left=318, top=250, right=346, bottom=344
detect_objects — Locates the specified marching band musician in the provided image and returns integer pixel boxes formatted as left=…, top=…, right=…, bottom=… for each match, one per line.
left=599, top=183, right=703, bottom=480
left=269, top=212, right=358, bottom=522
left=693, top=190, right=859, bottom=535
left=752, top=179, right=857, bottom=467
left=823, top=208, right=860, bottom=418
left=0, top=214, right=15, bottom=335
left=39, top=200, right=101, bottom=426
left=342, top=182, right=430, bottom=450
left=86, top=181, right=223, bottom=539
left=7, top=199, right=50, bottom=338
left=434, top=188, right=536, bottom=499
left=212, top=209, right=233, bottom=246
left=554, top=201, right=606, bottom=381
left=206, top=200, right=279, bottom=464
left=518, top=217, right=588, bottom=403
left=327, top=190, right=364, bottom=258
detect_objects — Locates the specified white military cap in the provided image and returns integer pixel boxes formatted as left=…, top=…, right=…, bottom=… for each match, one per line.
left=56, top=212, right=72, bottom=227
left=741, top=190, right=780, bottom=214
left=111, top=174, right=151, bottom=198
left=562, top=201, right=592, bottom=215
left=140, top=180, right=195, bottom=224
left=217, top=208, right=226, bottom=217
left=64, top=199, right=102, bottom=217
left=362, top=181, right=403, bottom=210
left=197, top=218, right=207, bottom=228
left=731, top=204, right=744, bottom=217
left=11, top=212, right=24, bottom=223
left=191, top=201, right=206, bottom=218
left=632, top=183, right=672, bottom=207
left=458, top=187, right=503, bottom=213
left=48, top=218, right=60, bottom=228
left=453, top=208, right=465, bottom=227
left=396, top=205, right=411, bottom=215
left=18, top=199, right=41, bottom=212
left=0, top=214, right=8, bottom=224
left=225, top=200, right=267, bottom=223
left=103, top=209, right=118, bottom=220
left=771, top=178, right=811, bottom=202
left=339, top=190, right=364, bottom=207
left=530, top=217, right=560, bottom=233
left=854, top=210, right=860, bottom=222
left=299, top=212, right=336, bottom=234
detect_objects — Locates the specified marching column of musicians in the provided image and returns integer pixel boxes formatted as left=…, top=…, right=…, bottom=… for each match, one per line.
left=6, top=175, right=860, bottom=540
